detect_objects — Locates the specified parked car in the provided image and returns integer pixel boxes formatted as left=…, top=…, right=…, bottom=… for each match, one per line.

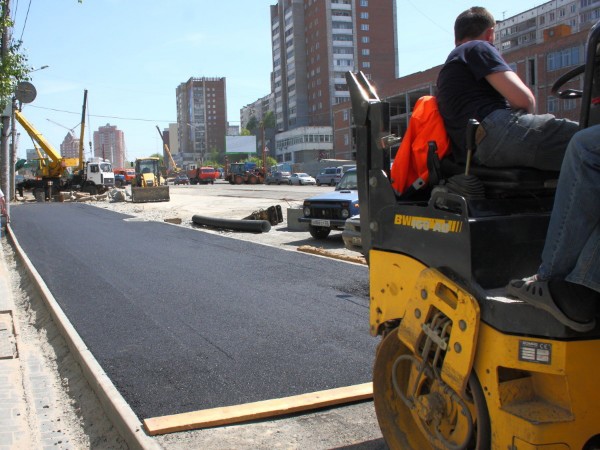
left=316, top=167, right=342, bottom=186
left=289, top=173, right=316, bottom=186
left=265, top=171, right=291, bottom=185
left=342, top=215, right=363, bottom=254
left=298, top=168, right=359, bottom=239
left=174, top=174, right=190, bottom=185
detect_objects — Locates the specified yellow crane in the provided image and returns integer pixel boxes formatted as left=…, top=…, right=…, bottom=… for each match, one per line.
left=14, top=90, right=116, bottom=198
left=156, top=125, right=179, bottom=174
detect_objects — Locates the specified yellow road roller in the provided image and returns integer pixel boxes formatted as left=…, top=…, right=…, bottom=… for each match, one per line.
left=345, top=21, right=600, bottom=449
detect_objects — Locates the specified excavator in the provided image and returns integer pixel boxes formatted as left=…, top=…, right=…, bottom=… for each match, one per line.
left=346, top=21, right=600, bottom=450
left=130, top=156, right=170, bottom=203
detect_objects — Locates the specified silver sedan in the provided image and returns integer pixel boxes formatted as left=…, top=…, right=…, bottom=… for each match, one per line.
left=288, top=173, right=317, bottom=185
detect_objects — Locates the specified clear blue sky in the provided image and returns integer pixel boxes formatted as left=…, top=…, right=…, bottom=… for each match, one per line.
left=11, top=0, right=538, bottom=162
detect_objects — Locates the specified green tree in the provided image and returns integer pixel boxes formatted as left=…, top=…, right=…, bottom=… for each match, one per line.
left=245, top=155, right=276, bottom=169
left=246, top=116, right=258, bottom=134
left=149, top=152, right=164, bottom=165
left=262, top=111, right=275, bottom=129
left=0, top=9, right=31, bottom=112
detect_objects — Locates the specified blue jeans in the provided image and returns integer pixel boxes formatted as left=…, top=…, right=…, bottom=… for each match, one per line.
left=474, top=109, right=579, bottom=171
left=538, top=125, right=600, bottom=293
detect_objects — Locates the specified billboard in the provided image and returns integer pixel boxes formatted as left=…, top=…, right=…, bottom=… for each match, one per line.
left=225, top=135, right=257, bottom=154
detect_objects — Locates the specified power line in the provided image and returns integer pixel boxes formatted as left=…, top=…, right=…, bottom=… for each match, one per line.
left=405, top=0, right=451, bottom=35
left=18, top=0, right=32, bottom=42
left=27, top=104, right=175, bottom=123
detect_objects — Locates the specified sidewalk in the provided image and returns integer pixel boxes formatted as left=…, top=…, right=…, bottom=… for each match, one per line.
left=0, top=233, right=74, bottom=449
left=0, top=234, right=33, bottom=449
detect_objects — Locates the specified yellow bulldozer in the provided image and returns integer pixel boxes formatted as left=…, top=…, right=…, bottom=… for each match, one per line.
left=130, top=157, right=170, bottom=203
left=345, top=21, right=600, bottom=450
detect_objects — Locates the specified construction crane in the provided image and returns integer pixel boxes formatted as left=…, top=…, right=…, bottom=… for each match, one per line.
left=155, top=125, right=180, bottom=174
left=14, top=90, right=115, bottom=198
left=46, top=118, right=79, bottom=135
left=45, top=117, right=87, bottom=164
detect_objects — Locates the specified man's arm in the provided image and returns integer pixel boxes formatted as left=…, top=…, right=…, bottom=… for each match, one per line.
left=486, top=71, right=536, bottom=113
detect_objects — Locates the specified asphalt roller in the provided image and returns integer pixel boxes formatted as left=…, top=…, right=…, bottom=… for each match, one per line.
left=346, top=21, right=600, bottom=450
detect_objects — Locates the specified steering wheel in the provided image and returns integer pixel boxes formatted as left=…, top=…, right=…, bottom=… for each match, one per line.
left=551, top=64, right=585, bottom=99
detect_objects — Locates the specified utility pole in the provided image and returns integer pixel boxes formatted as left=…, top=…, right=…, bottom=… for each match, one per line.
left=261, top=121, right=266, bottom=172
left=9, top=96, right=16, bottom=201
left=0, top=0, right=11, bottom=212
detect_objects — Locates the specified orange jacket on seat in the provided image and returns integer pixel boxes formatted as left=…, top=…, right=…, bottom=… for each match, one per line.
left=391, top=96, right=450, bottom=195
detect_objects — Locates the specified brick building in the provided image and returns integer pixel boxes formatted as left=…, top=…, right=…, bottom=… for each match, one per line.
left=59, top=132, right=79, bottom=159
left=176, top=77, right=227, bottom=168
left=334, top=1, right=596, bottom=159
left=93, top=124, right=125, bottom=168
left=270, top=0, right=397, bottom=165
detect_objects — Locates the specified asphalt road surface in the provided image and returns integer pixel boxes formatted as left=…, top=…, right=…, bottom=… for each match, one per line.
left=10, top=203, right=376, bottom=421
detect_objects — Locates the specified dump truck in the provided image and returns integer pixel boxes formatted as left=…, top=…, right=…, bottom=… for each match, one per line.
left=131, top=157, right=170, bottom=203
left=187, top=166, right=217, bottom=184
left=345, top=22, right=600, bottom=449
left=225, top=162, right=265, bottom=184
left=14, top=90, right=115, bottom=199
left=113, top=168, right=135, bottom=184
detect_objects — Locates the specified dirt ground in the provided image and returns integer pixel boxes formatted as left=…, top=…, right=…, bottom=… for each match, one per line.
left=5, top=186, right=383, bottom=449
left=3, top=240, right=127, bottom=449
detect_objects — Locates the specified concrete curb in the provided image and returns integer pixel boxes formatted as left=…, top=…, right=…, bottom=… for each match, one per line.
left=6, top=224, right=162, bottom=450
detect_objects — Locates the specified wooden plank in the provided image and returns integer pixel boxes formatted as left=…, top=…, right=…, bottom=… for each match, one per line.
left=143, top=382, right=373, bottom=436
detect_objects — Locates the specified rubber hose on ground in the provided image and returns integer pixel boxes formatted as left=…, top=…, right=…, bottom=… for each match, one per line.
left=192, top=215, right=271, bottom=233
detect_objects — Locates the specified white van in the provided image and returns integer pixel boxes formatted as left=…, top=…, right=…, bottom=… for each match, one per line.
left=316, top=167, right=342, bottom=186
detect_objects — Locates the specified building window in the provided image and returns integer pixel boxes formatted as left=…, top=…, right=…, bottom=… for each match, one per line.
left=361, top=36, right=370, bottom=43
left=563, top=98, right=577, bottom=110
left=360, top=24, right=369, bottom=31
left=362, top=61, right=371, bottom=68
left=360, top=0, right=368, bottom=5
left=343, top=110, right=349, bottom=121
left=362, top=48, right=370, bottom=55
left=547, top=46, right=580, bottom=71
left=547, top=96, right=558, bottom=113
left=360, top=12, right=369, bottom=19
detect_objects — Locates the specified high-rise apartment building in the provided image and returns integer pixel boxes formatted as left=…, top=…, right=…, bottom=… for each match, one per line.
left=60, top=132, right=80, bottom=159
left=495, top=0, right=593, bottom=53
left=93, top=124, right=125, bottom=168
left=270, top=0, right=397, bottom=132
left=240, top=93, right=275, bottom=130
left=176, top=77, right=227, bottom=167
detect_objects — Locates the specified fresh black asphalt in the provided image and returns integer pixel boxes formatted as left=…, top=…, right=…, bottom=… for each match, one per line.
left=10, top=203, right=376, bottom=420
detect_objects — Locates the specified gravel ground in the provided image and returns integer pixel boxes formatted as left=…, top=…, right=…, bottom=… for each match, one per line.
left=4, top=186, right=382, bottom=449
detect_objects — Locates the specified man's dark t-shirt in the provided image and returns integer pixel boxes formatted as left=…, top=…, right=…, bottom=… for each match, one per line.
left=436, top=40, right=512, bottom=162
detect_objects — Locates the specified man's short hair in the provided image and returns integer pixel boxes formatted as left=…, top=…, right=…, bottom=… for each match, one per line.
left=454, top=7, right=495, bottom=42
